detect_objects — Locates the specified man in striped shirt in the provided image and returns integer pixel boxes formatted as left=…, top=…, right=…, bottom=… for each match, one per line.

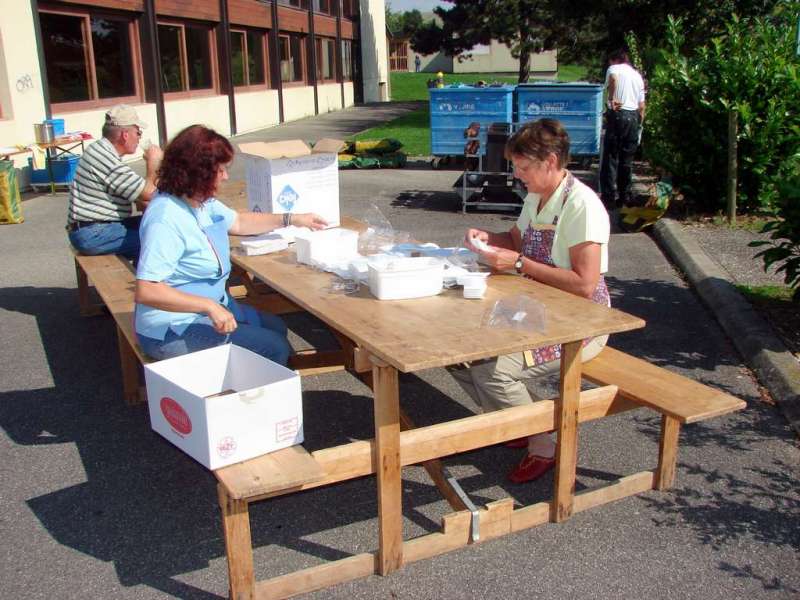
left=66, top=105, right=162, bottom=260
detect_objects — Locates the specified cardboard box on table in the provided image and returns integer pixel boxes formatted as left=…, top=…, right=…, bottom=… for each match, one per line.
left=144, top=344, right=303, bottom=470
left=239, top=138, right=345, bottom=227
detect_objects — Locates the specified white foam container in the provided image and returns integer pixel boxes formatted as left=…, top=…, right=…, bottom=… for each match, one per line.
left=368, top=256, right=444, bottom=300
left=462, top=273, right=488, bottom=299
left=295, top=228, right=359, bottom=266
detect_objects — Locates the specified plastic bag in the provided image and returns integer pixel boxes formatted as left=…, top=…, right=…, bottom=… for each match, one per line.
left=358, top=204, right=403, bottom=255
left=0, top=160, right=23, bottom=224
left=481, top=294, right=546, bottom=333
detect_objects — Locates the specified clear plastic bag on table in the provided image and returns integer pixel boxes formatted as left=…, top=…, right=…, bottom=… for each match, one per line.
left=447, top=243, right=480, bottom=270
left=441, top=243, right=482, bottom=287
left=481, top=294, right=546, bottom=333
left=325, top=276, right=360, bottom=295
left=357, top=204, right=416, bottom=254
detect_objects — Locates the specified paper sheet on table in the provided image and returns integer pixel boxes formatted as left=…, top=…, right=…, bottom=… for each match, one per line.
left=239, top=233, right=289, bottom=256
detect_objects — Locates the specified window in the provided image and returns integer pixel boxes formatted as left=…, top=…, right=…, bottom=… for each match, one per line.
left=231, top=30, right=267, bottom=88
left=341, top=39, right=353, bottom=81
left=315, top=37, right=336, bottom=81
left=342, top=0, right=358, bottom=18
left=39, top=9, right=138, bottom=107
left=158, top=22, right=215, bottom=94
left=278, top=0, right=308, bottom=8
left=314, top=0, right=333, bottom=14
left=279, top=34, right=305, bottom=83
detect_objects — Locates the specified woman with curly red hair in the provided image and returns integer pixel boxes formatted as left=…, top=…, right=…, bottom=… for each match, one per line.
left=134, top=125, right=326, bottom=364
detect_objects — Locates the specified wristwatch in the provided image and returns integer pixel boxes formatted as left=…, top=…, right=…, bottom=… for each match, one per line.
left=514, top=254, right=525, bottom=274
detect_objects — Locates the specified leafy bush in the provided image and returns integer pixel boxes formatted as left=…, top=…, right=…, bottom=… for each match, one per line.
left=644, top=4, right=800, bottom=212
left=750, top=171, right=800, bottom=301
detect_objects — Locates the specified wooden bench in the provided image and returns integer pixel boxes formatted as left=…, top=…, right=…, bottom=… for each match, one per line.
left=73, top=250, right=150, bottom=405
left=210, top=344, right=747, bottom=599
left=582, top=345, right=747, bottom=489
left=72, top=253, right=346, bottom=406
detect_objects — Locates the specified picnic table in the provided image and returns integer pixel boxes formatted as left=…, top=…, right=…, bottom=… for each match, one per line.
left=216, top=184, right=647, bottom=597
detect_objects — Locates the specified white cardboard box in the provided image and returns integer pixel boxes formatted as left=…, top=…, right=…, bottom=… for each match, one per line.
left=144, top=344, right=303, bottom=470
left=239, top=138, right=344, bottom=227
left=294, top=227, right=359, bottom=266
left=367, top=256, right=444, bottom=300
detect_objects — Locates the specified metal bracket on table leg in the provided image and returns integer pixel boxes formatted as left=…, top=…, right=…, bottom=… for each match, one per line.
left=442, top=466, right=480, bottom=542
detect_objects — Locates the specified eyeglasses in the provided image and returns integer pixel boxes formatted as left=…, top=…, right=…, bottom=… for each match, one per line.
left=129, top=126, right=142, bottom=137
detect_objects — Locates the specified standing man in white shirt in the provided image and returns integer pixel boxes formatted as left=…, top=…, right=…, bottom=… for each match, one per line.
left=599, top=49, right=646, bottom=209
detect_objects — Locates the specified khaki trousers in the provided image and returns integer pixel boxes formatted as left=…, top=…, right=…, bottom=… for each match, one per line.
left=450, top=336, right=608, bottom=413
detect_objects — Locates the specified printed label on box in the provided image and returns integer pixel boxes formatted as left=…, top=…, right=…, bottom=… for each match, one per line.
left=277, top=184, right=299, bottom=210
left=276, top=417, right=299, bottom=442
left=161, top=397, right=192, bottom=436
left=216, top=436, right=237, bottom=459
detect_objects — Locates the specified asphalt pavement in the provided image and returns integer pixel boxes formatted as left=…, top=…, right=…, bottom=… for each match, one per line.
left=1, top=105, right=798, bottom=599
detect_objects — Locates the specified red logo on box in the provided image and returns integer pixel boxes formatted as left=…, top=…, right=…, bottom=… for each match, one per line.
left=160, top=397, right=192, bottom=436
left=217, top=436, right=237, bottom=459
left=275, top=417, right=299, bottom=442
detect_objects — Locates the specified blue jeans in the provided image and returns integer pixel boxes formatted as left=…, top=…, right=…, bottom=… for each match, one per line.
left=137, top=301, right=291, bottom=366
left=68, top=216, right=141, bottom=260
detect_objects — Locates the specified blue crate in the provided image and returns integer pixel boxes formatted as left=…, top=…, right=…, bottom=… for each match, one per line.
left=44, top=118, right=66, bottom=137
left=28, top=155, right=80, bottom=185
left=429, top=85, right=515, bottom=157
left=515, top=83, right=603, bottom=156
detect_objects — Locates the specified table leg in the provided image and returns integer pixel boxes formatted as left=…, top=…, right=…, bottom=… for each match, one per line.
left=218, top=485, right=255, bottom=600
left=656, top=415, right=681, bottom=490
left=553, top=340, right=582, bottom=522
left=371, top=357, right=403, bottom=575
left=116, top=325, right=142, bottom=406
left=46, top=152, right=55, bottom=195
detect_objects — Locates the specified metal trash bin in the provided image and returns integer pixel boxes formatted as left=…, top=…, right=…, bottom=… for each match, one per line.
left=429, top=85, right=514, bottom=159
left=515, top=82, right=603, bottom=161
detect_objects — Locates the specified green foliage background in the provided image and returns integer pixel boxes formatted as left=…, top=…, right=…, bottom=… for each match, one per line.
left=644, top=5, right=800, bottom=212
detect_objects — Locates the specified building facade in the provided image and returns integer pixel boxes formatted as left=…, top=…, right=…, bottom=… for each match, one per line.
left=0, top=0, right=388, bottom=178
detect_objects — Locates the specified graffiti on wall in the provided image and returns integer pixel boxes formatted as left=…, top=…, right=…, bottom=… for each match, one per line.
left=16, top=74, right=35, bottom=93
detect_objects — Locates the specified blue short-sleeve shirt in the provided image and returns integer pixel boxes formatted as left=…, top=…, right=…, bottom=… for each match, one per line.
left=135, top=193, right=237, bottom=340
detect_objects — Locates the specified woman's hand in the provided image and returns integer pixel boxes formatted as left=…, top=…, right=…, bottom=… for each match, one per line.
left=464, top=228, right=490, bottom=252
left=293, top=213, right=328, bottom=230
left=206, top=302, right=237, bottom=335
left=479, top=247, right=519, bottom=272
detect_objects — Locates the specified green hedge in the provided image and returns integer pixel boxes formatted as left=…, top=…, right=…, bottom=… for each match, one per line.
left=645, top=6, right=800, bottom=212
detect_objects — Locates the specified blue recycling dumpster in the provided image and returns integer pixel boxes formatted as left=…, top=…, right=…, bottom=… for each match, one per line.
left=515, top=83, right=603, bottom=157
left=429, top=85, right=515, bottom=157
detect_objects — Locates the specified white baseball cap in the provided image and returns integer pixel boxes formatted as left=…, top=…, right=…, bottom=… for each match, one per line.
left=105, top=104, right=147, bottom=129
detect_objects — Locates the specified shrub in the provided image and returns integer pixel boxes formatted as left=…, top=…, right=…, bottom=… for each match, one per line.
left=644, top=5, right=800, bottom=212
left=750, top=170, right=800, bottom=301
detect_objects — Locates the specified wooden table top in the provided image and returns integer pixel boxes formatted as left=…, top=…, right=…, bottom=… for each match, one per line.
left=219, top=181, right=645, bottom=373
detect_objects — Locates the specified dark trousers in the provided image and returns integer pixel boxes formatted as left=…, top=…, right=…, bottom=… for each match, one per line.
left=600, top=109, right=640, bottom=207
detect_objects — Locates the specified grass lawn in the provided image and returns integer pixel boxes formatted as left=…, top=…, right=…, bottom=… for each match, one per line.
left=353, top=65, right=589, bottom=155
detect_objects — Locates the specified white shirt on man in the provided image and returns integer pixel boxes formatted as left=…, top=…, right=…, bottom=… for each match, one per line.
left=605, top=63, right=645, bottom=111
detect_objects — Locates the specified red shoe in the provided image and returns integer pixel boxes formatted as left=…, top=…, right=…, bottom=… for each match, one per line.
left=504, top=437, right=528, bottom=449
left=508, top=453, right=556, bottom=484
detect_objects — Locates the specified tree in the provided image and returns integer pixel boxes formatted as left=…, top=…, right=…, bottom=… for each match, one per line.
left=410, top=0, right=563, bottom=82
left=550, top=0, right=781, bottom=76
left=386, top=6, right=424, bottom=38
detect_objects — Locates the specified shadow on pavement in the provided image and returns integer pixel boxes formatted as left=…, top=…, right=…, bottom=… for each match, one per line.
left=1, top=276, right=796, bottom=596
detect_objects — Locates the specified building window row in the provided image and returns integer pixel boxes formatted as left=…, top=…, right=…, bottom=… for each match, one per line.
left=231, top=30, right=268, bottom=88
left=40, top=9, right=139, bottom=106
left=38, top=5, right=356, bottom=111
left=158, top=22, right=214, bottom=95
